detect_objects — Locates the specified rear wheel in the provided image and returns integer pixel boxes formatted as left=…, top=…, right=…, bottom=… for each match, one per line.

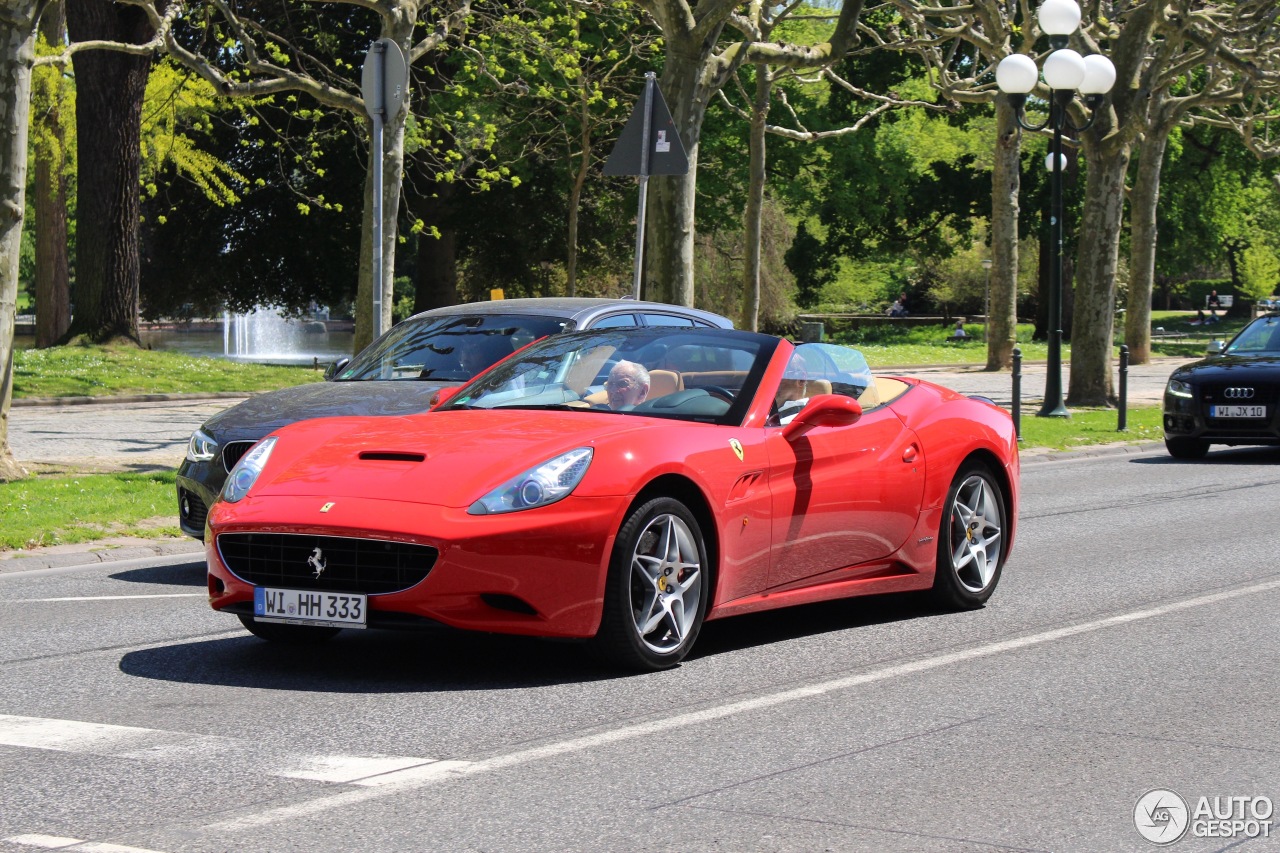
left=932, top=463, right=1007, bottom=610
left=238, top=615, right=342, bottom=643
left=1165, top=436, right=1209, bottom=459
left=592, top=497, right=708, bottom=671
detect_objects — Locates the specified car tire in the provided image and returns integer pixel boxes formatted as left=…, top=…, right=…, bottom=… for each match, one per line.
left=237, top=615, right=342, bottom=643
left=591, top=497, right=708, bottom=671
left=1165, top=437, right=1209, bottom=459
left=931, top=462, right=1007, bottom=610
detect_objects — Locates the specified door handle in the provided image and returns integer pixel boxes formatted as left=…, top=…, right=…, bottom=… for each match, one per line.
left=902, top=444, right=918, bottom=463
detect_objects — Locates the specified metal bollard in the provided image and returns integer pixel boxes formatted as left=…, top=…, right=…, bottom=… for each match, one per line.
left=1117, top=344, right=1128, bottom=431
left=1011, top=346, right=1022, bottom=440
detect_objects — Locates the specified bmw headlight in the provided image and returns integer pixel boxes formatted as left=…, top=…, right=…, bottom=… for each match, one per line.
left=186, top=428, right=218, bottom=463
left=468, top=448, right=593, bottom=515
left=1166, top=378, right=1194, bottom=399
left=221, top=437, right=277, bottom=503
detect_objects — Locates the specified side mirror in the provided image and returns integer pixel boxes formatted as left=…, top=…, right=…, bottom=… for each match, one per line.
left=1206, top=341, right=1226, bottom=356
left=430, top=386, right=461, bottom=409
left=781, top=394, right=862, bottom=440
left=324, top=357, right=350, bottom=380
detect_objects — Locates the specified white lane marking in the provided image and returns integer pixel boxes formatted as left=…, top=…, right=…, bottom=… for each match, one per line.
left=4, top=836, right=84, bottom=850
left=3, top=838, right=167, bottom=853
left=0, top=714, right=470, bottom=788
left=204, top=575, right=1280, bottom=832
left=7, top=595, right=205, bottom=603
left=278, top=754, right=447, bottom=784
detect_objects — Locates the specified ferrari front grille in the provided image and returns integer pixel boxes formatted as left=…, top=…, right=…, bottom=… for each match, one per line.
left=216, top=533, right=438, bottom=595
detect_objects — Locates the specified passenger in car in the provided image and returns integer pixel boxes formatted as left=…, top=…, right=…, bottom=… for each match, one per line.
left=600, top=361, right=650, bottom=410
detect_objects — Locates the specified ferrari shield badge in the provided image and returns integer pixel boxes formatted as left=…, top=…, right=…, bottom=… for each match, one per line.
left=320, top=502, right=335, bottom=513
left=729, top=438, right=744, bottom=462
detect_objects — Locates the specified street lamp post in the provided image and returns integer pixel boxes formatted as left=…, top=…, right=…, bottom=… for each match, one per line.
left=996, top=0, right=1115, bottom=418
left=981, top=258, right=993, bottom=342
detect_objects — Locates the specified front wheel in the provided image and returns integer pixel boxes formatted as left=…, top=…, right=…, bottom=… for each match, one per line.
left=238, top=614, right=342, bottom=643
left=1165, top=436, right=1209, bottom=459
left=932, top=463, right=1007, bottom=610
left=591, top=497, right=708, bottom=671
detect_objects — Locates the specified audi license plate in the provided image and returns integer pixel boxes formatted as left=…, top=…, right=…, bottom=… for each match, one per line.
left=1211, top=405, right=1266, bottom=419
left=253, top=587, right=366, bottom=629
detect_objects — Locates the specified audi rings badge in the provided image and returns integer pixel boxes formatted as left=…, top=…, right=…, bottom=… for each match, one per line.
left=1224, top=387, right=1256, bottom=400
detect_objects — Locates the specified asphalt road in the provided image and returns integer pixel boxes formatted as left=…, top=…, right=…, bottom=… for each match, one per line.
left=1, top=445, right=1277, bottom=852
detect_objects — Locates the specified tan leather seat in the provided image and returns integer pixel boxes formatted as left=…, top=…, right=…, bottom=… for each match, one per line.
left=648, top=369, right=683, bottom=399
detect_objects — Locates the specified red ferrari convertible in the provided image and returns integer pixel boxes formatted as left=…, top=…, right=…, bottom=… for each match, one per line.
left=206, top=327, right=1019, bottom=670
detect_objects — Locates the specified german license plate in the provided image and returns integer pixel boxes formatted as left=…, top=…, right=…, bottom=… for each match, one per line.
left=1211, top=405, right=1266, bottom=418
left=253, top=587, right=366, bottom=629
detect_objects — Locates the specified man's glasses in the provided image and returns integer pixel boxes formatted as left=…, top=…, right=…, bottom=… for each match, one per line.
left=605, top=377, right=637, bottom=390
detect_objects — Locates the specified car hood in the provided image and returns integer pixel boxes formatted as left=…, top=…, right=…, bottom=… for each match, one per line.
left=1173, top=355, right=1280, bottom=383
left=202, top=380, right=454, bottom=440
left=253, top=409, right=652, bottom=508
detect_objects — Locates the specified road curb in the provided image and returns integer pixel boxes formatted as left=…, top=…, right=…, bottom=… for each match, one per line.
left=13, top=391, right=254, bottom=407
left=0, top=540, right=205, bottom=574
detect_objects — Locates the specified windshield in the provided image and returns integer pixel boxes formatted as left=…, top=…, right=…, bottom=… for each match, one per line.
left=439, top=328, right=778, bottom=425
left=1225, top=316, right=1280, bottom=356
left=335, top=313, right=567, bottom=381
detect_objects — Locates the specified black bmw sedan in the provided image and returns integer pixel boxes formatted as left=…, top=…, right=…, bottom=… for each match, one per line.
left=1163, top=312, right=1280, bottom=459
left=177, top=298, right=731, bottom=539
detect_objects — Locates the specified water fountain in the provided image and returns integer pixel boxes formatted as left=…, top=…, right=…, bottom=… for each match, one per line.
left=222, top=308, right=334, bottom=364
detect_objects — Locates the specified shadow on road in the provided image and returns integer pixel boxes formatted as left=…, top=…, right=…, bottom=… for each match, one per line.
left=1130, top=446, right=1280, bottom=465
left=118, top=590, right=948, bottom=691
left=110, top=560, right=207, bottom=588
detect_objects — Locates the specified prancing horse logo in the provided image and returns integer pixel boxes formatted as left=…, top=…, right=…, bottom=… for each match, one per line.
left=307, top=547, right=327, bottom=579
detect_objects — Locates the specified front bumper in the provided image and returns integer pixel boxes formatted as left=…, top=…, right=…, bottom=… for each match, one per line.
left=206, top=494, right=626, bottom=639
left=176, top=457, right=226, bottom=540
left=1163, top=391, right=1280, bottom=445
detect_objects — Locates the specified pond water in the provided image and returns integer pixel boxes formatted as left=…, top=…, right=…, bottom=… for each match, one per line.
left=14, top=315, right=358, bottom=366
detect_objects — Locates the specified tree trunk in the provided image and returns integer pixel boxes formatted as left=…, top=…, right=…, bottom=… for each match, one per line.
left=740, top=68, right=771, bottom=332
left=63, top=0, right=154, bottom=344
left=0, top=7, right=38, bottom=481
left=986, top=99, right=1021, bottom=370
left=565, top=93, right=593, bottom=298
left=1126, top=128, right=1169, bottom=366
left=643, top=39, right=720, bottom=307
left=33, top=0, right=71, bottom=348
left=1067, top=139, right=1130, bottom=407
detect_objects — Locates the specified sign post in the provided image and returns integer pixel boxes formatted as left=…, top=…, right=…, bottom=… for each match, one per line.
left=361, top=38, right=408, bottom=339
left=604, top=72, right=688, bottom=299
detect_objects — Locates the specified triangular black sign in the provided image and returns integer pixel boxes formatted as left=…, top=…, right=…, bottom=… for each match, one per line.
left=603, top=79, right=689, bottom=177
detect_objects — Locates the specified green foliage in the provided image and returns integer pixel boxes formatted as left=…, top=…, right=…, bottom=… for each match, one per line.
left=140, top=61, right=250, bottom=207
left=1239, top=243, right=1280, bottom=301
left=1017, top=406, right=1164, bottom=452
left=0, top=472, right=182, bottom=551
left=12, top=344, right=321, bottom=399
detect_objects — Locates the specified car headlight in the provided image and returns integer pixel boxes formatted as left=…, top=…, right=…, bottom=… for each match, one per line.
left=221, top=437, right=277, bottom=503
left=468, top=448, right=593, bottom=515
left=186, top=428, right=218, bottom=463
left=1166, top=378, right=1194, bottom=399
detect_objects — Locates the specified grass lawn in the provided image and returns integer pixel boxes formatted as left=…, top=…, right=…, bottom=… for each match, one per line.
left=13, top=342, right=322, bottom=398
left=1017, top=404, right=1163, bottom=451
left=0, top=471, right=182, bottom=551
